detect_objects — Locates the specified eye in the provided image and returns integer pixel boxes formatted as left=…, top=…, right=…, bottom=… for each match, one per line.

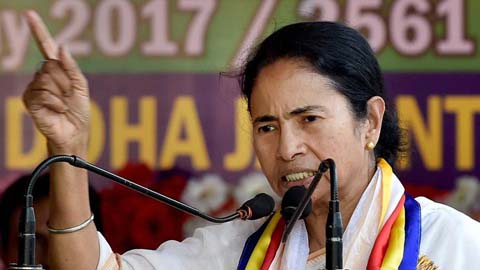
left=304, top=115, right=319, bottom=123
left=257, top=124, right=276, bottom=133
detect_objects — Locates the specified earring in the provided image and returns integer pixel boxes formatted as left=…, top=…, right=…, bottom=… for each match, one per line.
left=366, top=141, right=375, bottom=150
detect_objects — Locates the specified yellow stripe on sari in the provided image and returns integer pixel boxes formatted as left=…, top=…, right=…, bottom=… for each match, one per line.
left=246, top=211, right=282, bottom=270
left=380, top=207, right=406, bottom=269
left=378, top=159, right=393, bottom=229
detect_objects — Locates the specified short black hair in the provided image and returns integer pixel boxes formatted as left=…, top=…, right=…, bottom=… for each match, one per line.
left=240, top=21, right=402, bottom=164
left=0, top=173, right=103, bottom=250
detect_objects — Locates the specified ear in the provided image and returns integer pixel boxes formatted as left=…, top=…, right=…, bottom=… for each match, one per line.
left=365, top=96, right=385, bottom=145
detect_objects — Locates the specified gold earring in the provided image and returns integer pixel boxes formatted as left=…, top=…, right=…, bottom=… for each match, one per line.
left=366, top=141, right=375, bottom=150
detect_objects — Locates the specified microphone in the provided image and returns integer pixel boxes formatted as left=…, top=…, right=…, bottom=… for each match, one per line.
left=10, top=155, right=275, bottom=270
left=237, top=193, right=275, bottom=220
left=281, top=186, right=312, bottom=221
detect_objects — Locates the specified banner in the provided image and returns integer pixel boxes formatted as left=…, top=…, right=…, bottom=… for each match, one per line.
left=0, top=0, right=479, bottom=191
left=1, top=0, right=480, bottom=264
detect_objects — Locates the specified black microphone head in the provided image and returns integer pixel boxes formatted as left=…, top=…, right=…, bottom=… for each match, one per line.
left=281, top=186, right=312, bottom=221
left=238, top=193, right=275, bottom=220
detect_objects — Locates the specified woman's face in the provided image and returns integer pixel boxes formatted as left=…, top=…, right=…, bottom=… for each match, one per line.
left=250, top=58, right=374, bottom=204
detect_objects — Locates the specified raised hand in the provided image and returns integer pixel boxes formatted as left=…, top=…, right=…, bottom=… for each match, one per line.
left=21, top=12, right=100, bottom=270
left=23, top=10, right=90, bottom=155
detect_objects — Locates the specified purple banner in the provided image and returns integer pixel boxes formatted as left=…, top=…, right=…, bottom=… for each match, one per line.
left=0, top=73, right=479, bottom=190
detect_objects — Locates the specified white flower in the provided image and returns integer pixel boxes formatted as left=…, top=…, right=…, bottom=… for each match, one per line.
left=181, top=173, right=229, bottom=213
left=444, top=175, right=480, bottom=213
left=234, top=172, right=280, bottom=206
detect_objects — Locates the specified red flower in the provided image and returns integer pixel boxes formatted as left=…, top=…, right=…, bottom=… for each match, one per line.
left=116, top=163, right=155, bottom=187
left=156, top=175, right=187, bottom=200
left=130, top=201, right=183, bottom=248
left=100, top=163, right=190, bottom=253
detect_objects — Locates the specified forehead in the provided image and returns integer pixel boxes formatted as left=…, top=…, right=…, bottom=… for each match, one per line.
left=250, top=58, right=346, bottom=117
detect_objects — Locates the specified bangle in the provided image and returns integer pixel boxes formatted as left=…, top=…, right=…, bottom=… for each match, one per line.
left=47, top=213, right=94, bottom=234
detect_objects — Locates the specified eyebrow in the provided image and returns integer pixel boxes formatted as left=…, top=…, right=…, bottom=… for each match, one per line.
left=289, top=105, right=326, bottom=116
left=253, top=105, right=326, bottom=124
left=253, top=115, right=277, bottom=125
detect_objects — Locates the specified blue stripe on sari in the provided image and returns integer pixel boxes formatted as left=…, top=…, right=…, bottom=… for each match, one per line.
left=237, top=215, right=273, bottom=270
left=399, top=193, right=421, bottom=270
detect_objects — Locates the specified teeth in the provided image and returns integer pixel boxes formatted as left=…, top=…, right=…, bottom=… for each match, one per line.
left=285, top=171, right=314, bottom=182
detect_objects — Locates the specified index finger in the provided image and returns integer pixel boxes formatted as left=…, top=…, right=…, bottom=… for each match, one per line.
left=25, top=10, right=58, bottom=59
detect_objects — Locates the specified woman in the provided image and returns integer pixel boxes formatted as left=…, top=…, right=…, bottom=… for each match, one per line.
left=22, top=10, right=479, bottom=270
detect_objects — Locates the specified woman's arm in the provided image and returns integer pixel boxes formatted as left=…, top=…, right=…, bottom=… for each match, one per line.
left=23, top=10, right=99, bottom=270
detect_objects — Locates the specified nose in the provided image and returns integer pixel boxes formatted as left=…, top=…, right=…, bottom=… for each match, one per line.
left=276, top=126, right=306, bottom=161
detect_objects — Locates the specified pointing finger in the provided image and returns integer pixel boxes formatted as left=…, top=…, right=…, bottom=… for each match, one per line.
left=25, top=10, right=58, bottom=59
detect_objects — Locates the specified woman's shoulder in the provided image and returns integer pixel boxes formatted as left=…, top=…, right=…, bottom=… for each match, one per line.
left=415, top=196, right=480, bottom=268
left=415, top=196, right=479, bottom=229
left=416, top=196, right=480, bottom=252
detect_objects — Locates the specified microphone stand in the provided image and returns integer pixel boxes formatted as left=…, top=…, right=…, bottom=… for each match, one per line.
left=9, top=155, right=272, bottom=270
left=280, top=159, right=345, bottom=270
left=323, top=159, right=344, bottom=270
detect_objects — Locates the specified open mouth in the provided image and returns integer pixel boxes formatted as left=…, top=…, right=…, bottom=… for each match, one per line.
left=283, top=171, right=315, bottom=182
